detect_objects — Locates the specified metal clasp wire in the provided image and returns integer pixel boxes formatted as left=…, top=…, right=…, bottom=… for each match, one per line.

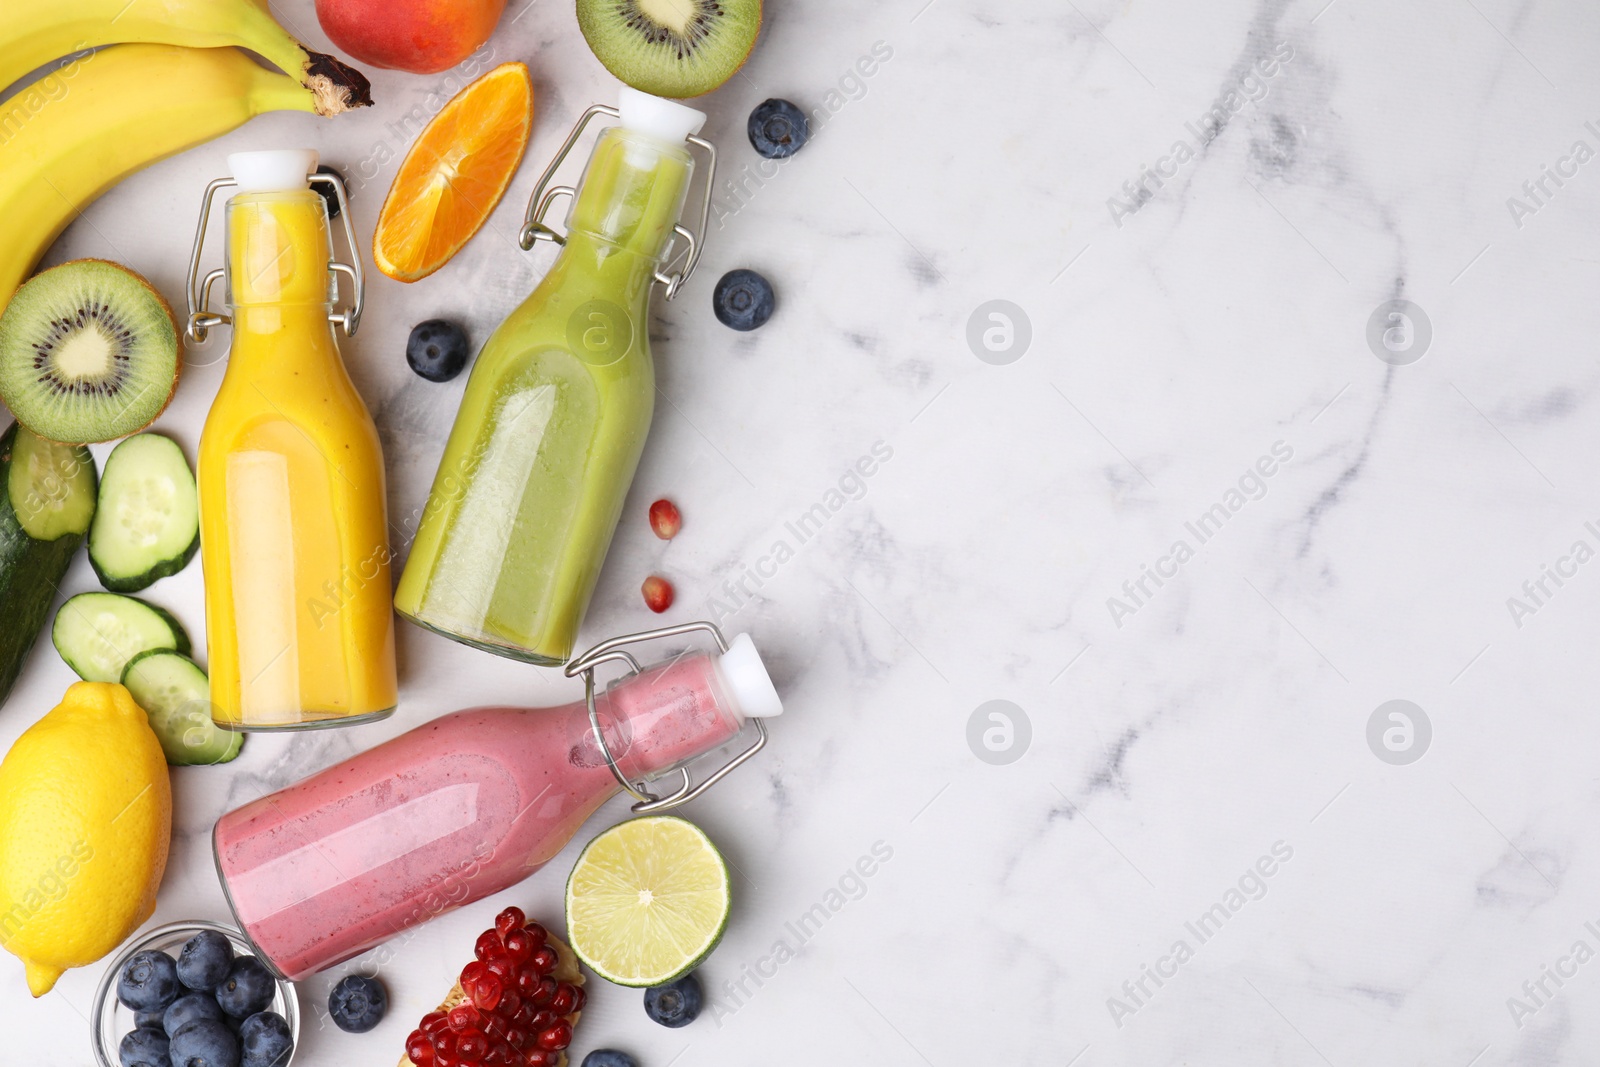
left=518, top=104, right=718, bottom=301
left=565, top=621, right=769, bottom=813
left=184, top=170, right=365, bottom=344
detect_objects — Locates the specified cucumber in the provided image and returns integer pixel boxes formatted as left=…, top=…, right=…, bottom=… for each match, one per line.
left=0, top=422, right=96, bottom=708
left=8, top=425, right=97, bottom=540
left=52, top=591, right=189, bottom=683
left=88, top=433, right=199, bottom=592
left=121, top=650, right=242, bottom=766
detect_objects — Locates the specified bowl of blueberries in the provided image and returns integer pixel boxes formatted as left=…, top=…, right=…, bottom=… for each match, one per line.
left=91, top=920, right=297, bottom=1067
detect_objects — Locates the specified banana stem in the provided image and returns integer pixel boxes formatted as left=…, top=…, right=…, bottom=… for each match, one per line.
left=232, top=1, right=373, bottom=115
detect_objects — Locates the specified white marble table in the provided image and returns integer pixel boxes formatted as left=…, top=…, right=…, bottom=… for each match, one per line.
left=7, top=0, right=1600, bottom=1063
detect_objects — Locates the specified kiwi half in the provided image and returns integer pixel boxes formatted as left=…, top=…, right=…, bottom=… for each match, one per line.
left=0, top=259, right=180, bottom=445
left=578, top=0, right=762, bottom=98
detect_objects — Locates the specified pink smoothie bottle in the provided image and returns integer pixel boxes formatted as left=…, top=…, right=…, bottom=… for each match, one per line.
left=212, top=627, right=782, bottom=980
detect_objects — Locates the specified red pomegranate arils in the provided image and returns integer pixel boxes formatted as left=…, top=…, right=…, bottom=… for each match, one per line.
left=649, top=498, right=682, bottom=540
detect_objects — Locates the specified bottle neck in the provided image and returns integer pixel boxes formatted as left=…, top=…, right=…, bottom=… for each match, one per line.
left=559, top=126, right=694, bottom=279
left=226, top=190, right=337, bottom=309
left=576, top=651, right=744, bottom=785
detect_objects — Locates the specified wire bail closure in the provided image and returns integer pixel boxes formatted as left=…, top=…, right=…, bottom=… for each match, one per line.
left=565, top=621, right=769, bottom=813
left=184, top=170, right=365, bottom=344
left=517, top=103, right=717, bottom=301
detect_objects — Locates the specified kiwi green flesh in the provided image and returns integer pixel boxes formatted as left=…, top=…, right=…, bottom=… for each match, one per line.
left=578, top=0, right=762, bottom=98
left=0, top=259, right=179, bottom=445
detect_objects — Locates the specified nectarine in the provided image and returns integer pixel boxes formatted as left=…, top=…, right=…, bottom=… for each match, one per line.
left=316, top=0, right=507, bottom=75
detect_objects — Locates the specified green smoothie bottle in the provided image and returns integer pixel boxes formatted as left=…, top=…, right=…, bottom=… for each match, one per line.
left=395, top=89, right=714, bottom=664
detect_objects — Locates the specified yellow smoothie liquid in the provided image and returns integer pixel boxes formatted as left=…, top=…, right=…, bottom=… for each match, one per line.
left=395, top=109, right=699, bottom=665
left=199, top=158, right=397, bottom=729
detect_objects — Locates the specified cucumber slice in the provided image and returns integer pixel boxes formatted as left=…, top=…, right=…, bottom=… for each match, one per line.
left=7, top=425, right=96, bottom=541
left=52, top=591, right=190, bottom=683
left=121, top=650, right=241, bottom=766
left=88, top=433, right=199, bottom=592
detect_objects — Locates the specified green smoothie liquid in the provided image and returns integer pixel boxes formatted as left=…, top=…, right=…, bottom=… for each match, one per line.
left=395, top=127, right=693, bottom=664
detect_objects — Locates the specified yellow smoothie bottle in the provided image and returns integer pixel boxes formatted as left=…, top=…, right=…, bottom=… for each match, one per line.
left=186, top=150, right=396, bottom=729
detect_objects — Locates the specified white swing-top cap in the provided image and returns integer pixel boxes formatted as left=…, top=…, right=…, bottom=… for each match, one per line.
left=228, top=149, right=318, bottom=193
left=618, top=86, right=706, bottom=144
left=716, top=633, right=783, bottom=719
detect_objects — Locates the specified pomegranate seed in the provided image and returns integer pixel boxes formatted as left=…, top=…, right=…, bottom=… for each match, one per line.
left=495, top=908, right=526, bottom=939
left=536, top=1022, right=572, bottom=1051
left=522, top=1050, right=553, bottom=1067
left=514, top=970, right=540, bottom=997
left=448, top=1004, right=482, bottom=1031
left=649, top=498, right=682, bottom=539
left=484, top=1013, right=509, bottom=1038
left=458, top=1028, right=490, bottom=1059
left=524, top=924, right=547, bottom=950
left=512, top=1002, right=536, bottom=1027
left=529, top=947, right=559, bottom=976
left=435, top=1053, right=460, bottom=1067
left=422, top=1011, right=451, bottom=1035
left=502, top=929, right=534, bottom=963
left=494, top=991, right=522, bottom=1018
left=527, top=1010, right=558, bottom=1031
left=549, top=984, right=575, bottom=1015
left=485, top=956, right=516, bottom=982
left=461, top=961, right=489, bottom=988
left=504, top=1026, right=528, bottom=1049
left=432, top=1029, right=458, bottom=1054
left=407, top=1031, right=432, bottom=1060
left=486, top=1044, right=516, bottom=1067
left=471, top=973, right=504, bottom=1011
left=475, top=931, right=503, bottom=961
left=529, top=977, right=557, bottom=1006
left=411, top=1045, right=437, bottom=1067
left=567, top=985, right=586, bottom=1013
left=642, top=575, right=674, bottom=613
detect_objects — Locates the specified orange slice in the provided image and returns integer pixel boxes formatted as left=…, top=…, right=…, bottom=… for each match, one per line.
left=373, top=61, right=533, bottom=283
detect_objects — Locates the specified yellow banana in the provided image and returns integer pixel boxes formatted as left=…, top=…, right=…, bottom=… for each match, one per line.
left=0, top=43, right=323, bottom=309
left=0, top=0, right=370, bottom=116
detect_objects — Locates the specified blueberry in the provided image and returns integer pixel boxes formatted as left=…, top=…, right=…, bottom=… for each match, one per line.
left=643, top=972, right=703, bottom=1028
left=135, top=1010, right=166, bottom=1030
left=215, top=957, right=275, bottom=1018
left=119, top=950, right=183, bottom=1013
left=406, top=319, right=471, bottom=382
left=239, top=1011, right=294, bottom=1067
left=313, top=164, right=346, bottom=220
left=120, top=1027, right=172, bottom=1067
left=327, top=974, right=387, bottom=1033
left=164, top=992, right=226, bottom=1037
left=581, top=1051, right=639, bottom=1067
left=177, top=931, right=234, bottom=991
left=170, top=1019, right=240, bottom=1067
left=747, top=98, right=809, bottom=159
left=712, top=269, right=775, bottom=332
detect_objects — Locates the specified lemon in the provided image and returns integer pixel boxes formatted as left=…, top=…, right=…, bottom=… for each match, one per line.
left=0, top=681, right=171, bottom=995
left=565, top=815, right=731, bottom=987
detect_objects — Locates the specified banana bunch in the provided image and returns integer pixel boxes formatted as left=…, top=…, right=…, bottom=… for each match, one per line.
left=0, top=1, right=374, bottom=311
left=0, top=0, right=370, bottom=116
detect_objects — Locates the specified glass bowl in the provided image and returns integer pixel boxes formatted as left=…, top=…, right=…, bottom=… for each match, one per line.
left=90, top=919, right=299, bottom=1067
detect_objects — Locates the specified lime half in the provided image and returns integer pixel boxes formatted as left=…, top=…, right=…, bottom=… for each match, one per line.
left=565, top=815, right=732, bottom=987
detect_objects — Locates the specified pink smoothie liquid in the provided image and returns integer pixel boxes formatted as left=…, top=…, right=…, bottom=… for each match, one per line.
left=213, top=649, right=761, bottom=980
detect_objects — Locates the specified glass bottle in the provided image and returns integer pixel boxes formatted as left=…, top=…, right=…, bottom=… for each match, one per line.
left=394, top=90, right=712, bottom=665
left=213, top=628, right=779, bottom=980
left=189, top=150, right=397, bottom=729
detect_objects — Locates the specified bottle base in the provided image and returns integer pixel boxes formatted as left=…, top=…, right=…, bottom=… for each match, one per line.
left=397, top=608, right=570, bottom=667
left=213, top=705, right=396, bottom=732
